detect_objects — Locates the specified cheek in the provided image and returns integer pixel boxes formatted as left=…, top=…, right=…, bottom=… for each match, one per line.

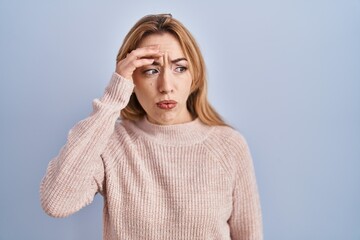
left=134, top=91, right=150, bottom=112
left=182, top=77, right=193, bottom=95
left=134, top=84, right=155, bottom=106
left=134, top=87, right=147, bottom=101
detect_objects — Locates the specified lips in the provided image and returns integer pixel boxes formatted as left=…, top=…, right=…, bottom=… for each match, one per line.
left=156, top=100, right=177, bottom=110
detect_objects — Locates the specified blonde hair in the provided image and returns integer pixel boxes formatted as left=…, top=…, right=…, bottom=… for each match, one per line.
left=117, top=14, right=227, bottom=126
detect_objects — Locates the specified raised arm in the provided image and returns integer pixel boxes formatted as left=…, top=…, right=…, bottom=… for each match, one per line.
left=40, top=45, right=163, bottom=218
left=40, top=73, right=134, bottom=218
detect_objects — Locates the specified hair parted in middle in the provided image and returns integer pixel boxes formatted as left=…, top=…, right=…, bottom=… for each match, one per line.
left=117, top=13, right=227, bottom=126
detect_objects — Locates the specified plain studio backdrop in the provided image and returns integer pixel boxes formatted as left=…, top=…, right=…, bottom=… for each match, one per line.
left=0, top=0, right=359, bottom=239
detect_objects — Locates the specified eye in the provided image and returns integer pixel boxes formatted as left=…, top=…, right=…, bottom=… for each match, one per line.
left=174, top=66, right=187, bottom=73
left=143, top=69, right=159, bottom=76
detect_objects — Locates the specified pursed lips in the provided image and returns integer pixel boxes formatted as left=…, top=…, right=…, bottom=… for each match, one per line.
left=156, top=100, right=177, bottom=110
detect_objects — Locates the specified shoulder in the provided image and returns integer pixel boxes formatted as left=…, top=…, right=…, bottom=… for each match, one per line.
left=207, top=125, right=250, bottom=152
left=100, top=119, right=142, bottom=165
left=204, top=125, right=254, bottom=176
left=102, top=119, right=139, bottom=154
left=112, top=119, right=139, bottom=143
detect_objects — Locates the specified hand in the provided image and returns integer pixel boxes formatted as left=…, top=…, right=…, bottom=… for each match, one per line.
left=116, top=45, right=163, bottom=82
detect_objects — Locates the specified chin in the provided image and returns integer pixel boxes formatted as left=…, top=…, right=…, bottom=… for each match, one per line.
left=147, top=113, right=179, bottom=125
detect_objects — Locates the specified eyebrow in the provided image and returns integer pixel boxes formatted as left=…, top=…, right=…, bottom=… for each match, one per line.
left=152, top=57, right=188, bottom=66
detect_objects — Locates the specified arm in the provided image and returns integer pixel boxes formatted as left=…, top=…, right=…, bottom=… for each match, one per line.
left=40, top=46, right=162, bottom=218
left=40, top=73, right=134, bottom=218
left=228, top=135, right=263, bottom=240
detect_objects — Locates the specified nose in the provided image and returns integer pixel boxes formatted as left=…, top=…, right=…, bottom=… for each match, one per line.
left=158, top=69, right=174, bottom=94
left=158, top=52, right=174, bottom=94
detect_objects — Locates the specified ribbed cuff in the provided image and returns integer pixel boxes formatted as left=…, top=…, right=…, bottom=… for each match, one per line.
left=100, top=72, right=135, bottom=105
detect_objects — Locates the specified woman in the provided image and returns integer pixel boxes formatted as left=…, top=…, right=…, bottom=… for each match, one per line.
left=40, top=13, right=263, bottom=239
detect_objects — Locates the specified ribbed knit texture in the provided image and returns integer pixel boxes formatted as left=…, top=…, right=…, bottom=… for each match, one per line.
left=40, top=72, right=263, bottom=240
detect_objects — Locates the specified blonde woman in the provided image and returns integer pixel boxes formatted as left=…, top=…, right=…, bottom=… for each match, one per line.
left=40, top=14, right=263, bottom=240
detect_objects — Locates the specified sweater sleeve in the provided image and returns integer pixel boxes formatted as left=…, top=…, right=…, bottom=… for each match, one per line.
left=40, top=72, right=134, bottom=218
left=228, top=135, right=263, bottom=240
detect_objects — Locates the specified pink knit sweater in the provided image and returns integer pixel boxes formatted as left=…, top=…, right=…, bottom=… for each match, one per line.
left=40, top=73, right=263, bottom=240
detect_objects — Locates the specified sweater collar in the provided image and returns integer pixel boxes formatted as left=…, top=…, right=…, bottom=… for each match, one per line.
left=125, top=116, right=213, bottom=146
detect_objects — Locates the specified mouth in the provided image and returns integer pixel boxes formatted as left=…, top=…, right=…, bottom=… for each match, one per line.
left=156, top=100, right=177, bottom=110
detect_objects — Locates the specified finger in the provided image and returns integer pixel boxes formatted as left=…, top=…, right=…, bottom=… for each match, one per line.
left=133, top=58, right=155, bottom=68
left=130, top=46, right=163, bottom=60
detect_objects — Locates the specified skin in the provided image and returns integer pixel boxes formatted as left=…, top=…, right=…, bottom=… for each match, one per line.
left=116, top=33, right=193, bottom=125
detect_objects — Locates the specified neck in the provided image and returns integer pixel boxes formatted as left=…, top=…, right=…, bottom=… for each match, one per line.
left=123, top=116, right=213, bottom=146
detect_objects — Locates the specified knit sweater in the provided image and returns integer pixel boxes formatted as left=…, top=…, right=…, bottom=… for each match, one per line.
left=40, top=72, right=263, bottom=240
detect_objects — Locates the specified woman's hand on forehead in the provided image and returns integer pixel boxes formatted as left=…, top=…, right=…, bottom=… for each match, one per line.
left=115, top=46, right=164, bottom=81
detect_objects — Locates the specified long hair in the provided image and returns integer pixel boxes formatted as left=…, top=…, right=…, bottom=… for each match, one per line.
left=117, top=14, right=227, bottom=126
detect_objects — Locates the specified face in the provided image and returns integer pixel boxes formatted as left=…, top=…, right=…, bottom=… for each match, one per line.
left=132, top=33, right=193, bottom=125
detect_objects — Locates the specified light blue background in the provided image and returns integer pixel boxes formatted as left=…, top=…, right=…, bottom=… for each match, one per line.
left=0, top=0, right=359, bottom=239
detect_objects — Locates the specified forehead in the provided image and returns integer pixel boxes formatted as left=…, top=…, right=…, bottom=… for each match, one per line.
left=137, top=33, right=185, bottom=57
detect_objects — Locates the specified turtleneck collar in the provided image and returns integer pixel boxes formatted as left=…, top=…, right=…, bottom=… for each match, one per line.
left=123, top=116, right=213, bottom=146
